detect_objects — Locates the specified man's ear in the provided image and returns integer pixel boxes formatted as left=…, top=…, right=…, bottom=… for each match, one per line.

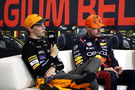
left=28, top=28, right=33, bottom=32
left=85, top=26, right=89, bottom=30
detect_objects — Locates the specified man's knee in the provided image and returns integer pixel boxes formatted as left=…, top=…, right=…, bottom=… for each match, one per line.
left=90, top=57, right=101, bottom=64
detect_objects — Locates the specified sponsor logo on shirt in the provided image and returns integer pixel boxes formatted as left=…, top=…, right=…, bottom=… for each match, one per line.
left=39, top=55, right=46, bottom=60
left=73, top=45, right=78, bottom=50
left=86, top=42, right=92, bottom=46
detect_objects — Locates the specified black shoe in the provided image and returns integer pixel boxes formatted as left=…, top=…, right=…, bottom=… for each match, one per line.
left=40, top=84, right=51, bottom=90
left=75, top=72, right=96, bottom=84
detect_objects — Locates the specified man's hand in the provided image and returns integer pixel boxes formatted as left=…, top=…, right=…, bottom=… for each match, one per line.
left=104, top=67, right=118, bottom=74
left=50, top=44, right=59, bottom=58
left=114, top=66, right=123, bottom=75
left=45, top=66, right=56, bottom=78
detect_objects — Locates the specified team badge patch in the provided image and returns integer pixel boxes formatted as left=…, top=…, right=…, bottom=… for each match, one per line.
left=86, top=42, right=92, bottom=46
left=73, top=45, right=78, bottom=50
left=39, top=60, right=45, bottom=64
left=38, top=50, right=45, bottom=54
left=28, top=55, right=38, bottom=62
left=30, top=59, right=39, bottom=66
left=39, top=55, right=46, bottom=60
left=100, top=43, right=107, bottom=46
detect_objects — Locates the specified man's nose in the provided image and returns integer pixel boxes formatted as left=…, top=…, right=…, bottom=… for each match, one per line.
left=98, top=28, right=101, bottom=32
left=42, top=25, right=46, bottom=30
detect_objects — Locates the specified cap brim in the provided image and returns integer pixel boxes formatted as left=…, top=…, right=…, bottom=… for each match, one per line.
left=35, top=19, right=49, bottom=24
left=91, top=23, right=105, bottom=29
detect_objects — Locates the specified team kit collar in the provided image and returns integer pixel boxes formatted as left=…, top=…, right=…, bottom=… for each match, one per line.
left=85, top=34, right=101, bottom=42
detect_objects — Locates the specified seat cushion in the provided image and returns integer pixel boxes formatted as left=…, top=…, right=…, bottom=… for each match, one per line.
left=22, top=87, right=39, bottom=90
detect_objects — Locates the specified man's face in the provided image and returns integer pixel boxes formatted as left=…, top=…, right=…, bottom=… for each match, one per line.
left=30, top=23, right=46, bottom=39
left=87, top=26, right=101, bottom=37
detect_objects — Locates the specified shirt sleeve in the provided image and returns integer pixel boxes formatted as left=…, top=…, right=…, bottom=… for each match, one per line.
left=72, top=39, right=88, bottom=67
left=107, top=44, right=119, bottom=68
left=22, top=44, right=54, bottom=78
left=53, top=57, right=64, bottom=71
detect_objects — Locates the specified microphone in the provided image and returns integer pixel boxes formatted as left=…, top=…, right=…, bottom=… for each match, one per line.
left=47, top=32, right=60, bottom=59
left=47, top=32, right=56, bottom=45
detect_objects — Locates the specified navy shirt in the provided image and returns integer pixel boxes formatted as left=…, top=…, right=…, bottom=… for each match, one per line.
left=72, top=34, right=119, bottom=70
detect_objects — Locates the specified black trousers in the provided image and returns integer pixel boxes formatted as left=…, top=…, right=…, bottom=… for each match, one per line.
left=97, top=70, right=135, bottom=90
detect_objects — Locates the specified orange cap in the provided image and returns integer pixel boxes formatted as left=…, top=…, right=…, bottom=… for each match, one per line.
left=24, top=14, right=49, bottom=29
left=85, top=14, right=105, bottom=29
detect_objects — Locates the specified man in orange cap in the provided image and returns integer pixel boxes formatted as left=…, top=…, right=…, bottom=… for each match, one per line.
left=72, top=14, right=135, bottom=90
left=85, top=14, right=105, bottom=37
left=22, top=14, right=101, bottom=90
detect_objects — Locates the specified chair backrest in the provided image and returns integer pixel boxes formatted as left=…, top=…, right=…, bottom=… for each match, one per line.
left=58, top=50, right=76, bottom=73
left=0, top=55, right=35, bottom=90
left=113, top=50, right=135, bottom=69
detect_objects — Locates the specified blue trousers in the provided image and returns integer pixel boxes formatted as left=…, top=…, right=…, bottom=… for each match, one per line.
left=97, top=70, right=135, bottom=90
